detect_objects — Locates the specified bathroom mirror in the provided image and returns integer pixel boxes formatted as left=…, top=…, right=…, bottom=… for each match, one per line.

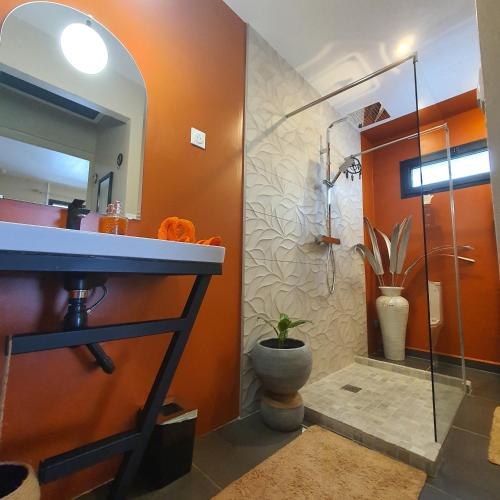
left=0, top=2, right=147, bottom=218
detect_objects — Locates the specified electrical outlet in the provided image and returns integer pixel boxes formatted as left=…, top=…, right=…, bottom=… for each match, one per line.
left=190, top=127, right=206, bottom=149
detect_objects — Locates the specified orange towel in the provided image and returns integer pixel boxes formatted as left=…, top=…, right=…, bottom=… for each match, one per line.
left=158, top=217, right=195, bottom=243
left=196, top=236, right=222, bottom=246
left=158, top=217, right=222, bottom=246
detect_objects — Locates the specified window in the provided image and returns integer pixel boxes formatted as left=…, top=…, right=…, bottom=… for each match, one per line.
left=48, top=199, right=70, bottom=208
left=400, top=139, right=490, bottom=198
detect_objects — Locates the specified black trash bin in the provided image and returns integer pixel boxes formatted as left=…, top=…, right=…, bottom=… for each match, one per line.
left=139, top=400, right=197, bottom=490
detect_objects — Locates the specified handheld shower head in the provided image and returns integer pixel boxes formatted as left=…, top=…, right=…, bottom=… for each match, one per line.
left=328, top=156, right=362, bottom=186
left=343, top=156, right=362, bottom=180
left=339, top=157, right=353, bottom=174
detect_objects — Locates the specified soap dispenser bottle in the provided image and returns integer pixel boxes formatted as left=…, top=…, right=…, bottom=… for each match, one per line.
left=98, top=200, right=128, bottom=235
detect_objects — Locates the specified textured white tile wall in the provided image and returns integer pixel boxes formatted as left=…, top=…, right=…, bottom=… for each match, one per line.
left=241, top=27, right=367, bottom=415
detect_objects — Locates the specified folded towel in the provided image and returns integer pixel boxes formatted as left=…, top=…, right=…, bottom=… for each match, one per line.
left=197, top=236, right=222, bottom=246
left=158, top=217, right=222, bottom=246
left=158, top=217, right=195, bottom=243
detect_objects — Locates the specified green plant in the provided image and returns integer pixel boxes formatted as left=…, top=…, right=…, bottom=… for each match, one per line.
left=259, top=313, right=311, bottom=348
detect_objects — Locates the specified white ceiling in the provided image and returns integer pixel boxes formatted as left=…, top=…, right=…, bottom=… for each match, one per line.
left=0, top=135, right=89, bottom=188
left=224, top=0, right=480, bottom=121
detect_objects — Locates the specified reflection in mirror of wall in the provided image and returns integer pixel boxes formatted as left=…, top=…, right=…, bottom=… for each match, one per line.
left=0, top=1, right=147, bottom=218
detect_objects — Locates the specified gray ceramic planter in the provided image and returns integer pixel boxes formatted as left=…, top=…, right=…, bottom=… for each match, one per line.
left=0, top=463, right=40, bottom=499
left=251, top=338, right=312, bottom=394
left=251, top=338, right=312, bottom=432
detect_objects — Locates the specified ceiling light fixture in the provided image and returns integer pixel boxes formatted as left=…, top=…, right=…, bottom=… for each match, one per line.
left=395, top=36, right=415, bottom=58
left=60, top=22, right=108, bottom=75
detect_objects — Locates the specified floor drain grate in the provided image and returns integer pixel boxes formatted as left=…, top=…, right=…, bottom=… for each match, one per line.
left=341, top=384, right=362, bottom=393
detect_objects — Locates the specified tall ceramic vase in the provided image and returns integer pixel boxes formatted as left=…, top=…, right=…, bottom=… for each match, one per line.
left=376, top=286, right=409, bottom=361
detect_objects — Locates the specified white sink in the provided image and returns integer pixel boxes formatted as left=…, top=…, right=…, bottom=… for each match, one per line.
left=0, top=221, right=225, bottom=264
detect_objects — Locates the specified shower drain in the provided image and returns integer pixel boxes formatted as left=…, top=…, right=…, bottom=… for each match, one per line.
left=341, top=384, right=362, bottom=393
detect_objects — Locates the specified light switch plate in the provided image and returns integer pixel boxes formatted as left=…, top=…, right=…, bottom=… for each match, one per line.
left=190, top=127, right=206, bottom=149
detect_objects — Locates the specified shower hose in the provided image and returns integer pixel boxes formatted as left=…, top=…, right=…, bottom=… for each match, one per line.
left=326, top=243, right=336, bottom=295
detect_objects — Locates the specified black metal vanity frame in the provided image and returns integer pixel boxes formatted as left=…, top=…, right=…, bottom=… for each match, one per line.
left=0, top=250, right=221, bottom=499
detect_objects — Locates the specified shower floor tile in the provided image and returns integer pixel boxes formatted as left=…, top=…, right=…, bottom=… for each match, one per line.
left=301, top=359, right=464, bottom=475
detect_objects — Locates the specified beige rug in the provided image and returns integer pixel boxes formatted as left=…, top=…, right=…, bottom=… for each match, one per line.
left=489, top=407, right=500, bottom=465
left=213, top=426, right=426, bottom=500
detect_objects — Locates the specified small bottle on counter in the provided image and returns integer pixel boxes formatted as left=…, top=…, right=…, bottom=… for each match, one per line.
left=98, top=200, right=128, bottom=235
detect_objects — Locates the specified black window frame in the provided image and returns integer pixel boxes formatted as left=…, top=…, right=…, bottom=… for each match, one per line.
left=400, top=139, right=490, bottom=199
left=48, top=198, right=69, bottom=208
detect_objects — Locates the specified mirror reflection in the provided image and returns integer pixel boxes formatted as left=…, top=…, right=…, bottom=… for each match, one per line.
left=0, top=1, right=146, bottom=217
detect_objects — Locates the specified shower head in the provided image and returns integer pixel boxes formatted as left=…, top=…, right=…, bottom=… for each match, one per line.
left=330, top=156, right=362, bottom=184
left=342, top=102, right=390, bottom=130
left=343, top=156, right=362, bottom=180
left=326, top=102, right=389, bottom=133
left=326, top=156, right=361, bottom=186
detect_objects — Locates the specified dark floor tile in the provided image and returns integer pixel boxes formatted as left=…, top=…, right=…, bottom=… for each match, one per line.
left=431, top=359, right=468, bottom=382
left=193, top=413, right=300, bottom=489
left=467, top=369, right=500, bottom=401
left=428, top=428, right=500, bottom=499
left=78, top=485, right=108, bottom=500
left=131, top=466, right=220, bottom=499
left=78, top=467, right=219, bottom=500
left=437, top=365, right=500, bottom=401
left=453, top=395, right=498, bottom=437
left=420, top=484, right=459, bottom=499
left=193, top=432, right=246, bottom=488
left=433, top=363, right=462, bottom=379
left=215, top=412, right=301, bottom=448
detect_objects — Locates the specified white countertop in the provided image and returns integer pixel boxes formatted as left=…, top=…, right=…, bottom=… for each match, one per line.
left=0, top=221, right=225, bottom=264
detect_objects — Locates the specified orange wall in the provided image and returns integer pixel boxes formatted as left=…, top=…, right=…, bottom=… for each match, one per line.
left=0, top=1, right=245, bottom=498
left=362, top=93, right=500, bottom=365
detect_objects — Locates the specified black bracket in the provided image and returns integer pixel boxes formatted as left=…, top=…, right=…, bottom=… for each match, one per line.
left=2, top=251, right=220, bottom=500
left=10, top=274, right=212, bottom=499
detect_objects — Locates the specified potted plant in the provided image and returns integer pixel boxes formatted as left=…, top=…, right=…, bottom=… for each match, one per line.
left=251, top=313, right=312, bottom=431
left=354, top=216, right=412, bottom=361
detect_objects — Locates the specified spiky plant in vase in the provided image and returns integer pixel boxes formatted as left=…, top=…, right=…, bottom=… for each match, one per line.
left=251, top=312, right=313, bottom=432
left=355, top=216, right=412, bottom=361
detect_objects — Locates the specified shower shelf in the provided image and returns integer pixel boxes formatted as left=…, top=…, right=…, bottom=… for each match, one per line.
left=0, top=249, right=222, bottom=500
left=318, top=235, right=341, bottom=245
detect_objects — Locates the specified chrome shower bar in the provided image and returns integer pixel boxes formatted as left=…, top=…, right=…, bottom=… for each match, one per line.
left=285, top=53, right=417, bottom=119
left=328, top=125, right=448, bottom=188
left=346, top=123, right=446, bottom=160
